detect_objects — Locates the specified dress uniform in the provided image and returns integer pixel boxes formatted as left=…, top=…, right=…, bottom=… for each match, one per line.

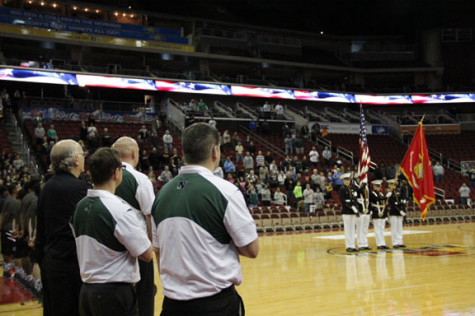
left=353, top=176, right=371, bottom=250
left=339, top=173, right=359, bottom=252
left=370, top=180, right=388, bottom=249
left=387, top=179, right=406, bottom=248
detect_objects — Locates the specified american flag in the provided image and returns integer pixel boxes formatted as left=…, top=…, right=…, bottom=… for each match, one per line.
left=358, top=105, right=371, bottom=183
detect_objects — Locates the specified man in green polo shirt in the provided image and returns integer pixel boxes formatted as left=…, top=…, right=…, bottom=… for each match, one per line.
left=152, top=122, right=259, bottom=316
left=71, top=148, right=153, bottom=316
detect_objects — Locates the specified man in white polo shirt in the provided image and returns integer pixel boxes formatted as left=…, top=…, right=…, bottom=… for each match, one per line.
left=71, top=147, right=153, bottom=316
left=152, top=123, right=259, bottom=315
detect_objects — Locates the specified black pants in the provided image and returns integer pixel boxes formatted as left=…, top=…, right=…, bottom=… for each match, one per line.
left=136, top=259, right=155, bottom=316
left=40, top=254, right=82, bottom=316
left=161, top=285, right=244, bottom=316
left=79, top=283, right=138, bottom=316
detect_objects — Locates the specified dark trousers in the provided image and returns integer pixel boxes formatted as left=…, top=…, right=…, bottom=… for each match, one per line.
left=137, top=259, right=155, bottom=316
left=79, top=283, right=138, bottom=316
left=40, top=254, right=82, bottom=316
left=161, top=285, right=244, bottom=316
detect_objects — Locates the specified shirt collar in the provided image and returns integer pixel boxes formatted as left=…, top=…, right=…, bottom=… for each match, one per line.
left=87, top=189, right=116, bottom=198
left=179, top=165, right=214, bottom=176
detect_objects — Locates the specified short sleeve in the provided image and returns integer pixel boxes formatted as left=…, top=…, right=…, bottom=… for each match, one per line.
left=114, top=208, right=151, bottom=257
left=223, top=189, right=257, bottom=248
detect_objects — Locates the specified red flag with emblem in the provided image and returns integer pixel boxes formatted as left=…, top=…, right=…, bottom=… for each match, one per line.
left=400, top=121, right=435, bottom=220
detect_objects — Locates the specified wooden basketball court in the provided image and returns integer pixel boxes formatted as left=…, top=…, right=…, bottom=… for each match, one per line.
left=1, top=222, right=474, bottom=315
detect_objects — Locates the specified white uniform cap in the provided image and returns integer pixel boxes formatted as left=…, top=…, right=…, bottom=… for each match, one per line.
left=386, top=179, right=395, bottom=184
left=372, top=180, right=382, bottom=186
left=340, top=172, right=352, bottom=180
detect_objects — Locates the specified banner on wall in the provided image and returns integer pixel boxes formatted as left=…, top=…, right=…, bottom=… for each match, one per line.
left=400, top=124, right=461, bottom=135
left=317, top=122, right=389, bottom=135
left=23, top=107, right=156, bottom=123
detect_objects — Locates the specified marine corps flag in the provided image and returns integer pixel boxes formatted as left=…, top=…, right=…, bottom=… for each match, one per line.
left=400, top=120, right=435, bottom=220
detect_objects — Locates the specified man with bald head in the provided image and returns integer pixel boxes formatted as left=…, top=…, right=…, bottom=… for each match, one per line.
left=36, top=139, right=90, bottom=316
left=112, top=136, right=156, bottom=316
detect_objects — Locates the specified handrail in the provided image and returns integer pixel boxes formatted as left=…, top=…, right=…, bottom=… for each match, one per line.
left=336, top=146, right=354, bottom=164
left=316, top=136, right=332, bottom=151
left=434, top=187, right=445, bottom=199
left=239, top=126, right=286, bottom=160
left=428, top=148, right=443, bottom=163
left=448, top=159, right=462, bottom=172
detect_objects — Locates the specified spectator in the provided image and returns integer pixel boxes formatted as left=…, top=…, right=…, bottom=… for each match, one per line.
left=278, top=170, right=286, bottom=186
left=293, top=181, right=303, bottom=207
left=140, top=149, right=150, bottom=171
left=163, top=130, right=173, bottom=152
left=139, top=125, right=149, bottom=140
left=226, top=173, right=235, bottom=184
left=262, top=101, right=271, bottom=112
left=295, top=135, right=304, bottom=154
left=301, top=124, right=309, bottom=140
left=275, top=102, right=284, bottom=118
left=12, top=154, right=24, bottom=171
left=223, top=157, right=236, bottom=175
left=160, top=148, right=171, bottom=169
left=258, top=164, right=269, bottom=183
left=248, top=141, right=256, bottom=156
left=101, top=127, right=112, bottom=147
left=247, top=184, right=259, bottom=208
left=309, top=146, right=319, bottom=167
left=261, top=183, right=272, bottom=206
left=313, top=187, right=325, bottom=208
left=459, top=183, right=471, bottom=205
left=265, top=151, right=273, bottom=165
left=243, top=152, right=254, bottom=174
left=222, top=130, right=231, bottom=145
left=159, top=166, right=173, bottom=184
left=197, top=99, right=208, bottom=113
left=284, top=134, right=293, bottom=155
left=235, top=141, right=244, bottom=162
left=322, top=146, right=332, bottom=168
left=231, top=132, right=241, bottom=146
left=332, top=168, right=343, bottom=191
left=46, top=124, right=58, bottom=143
left=208, top=116, right=216, bottom=128
left=34, top=123, right=46, bottom=146
left=284, top=173, right=295, bottom=203
left=433, top=161, right=444, bottom=181
left=303, top=183, right=314, bottom=213
left=170, top=148, right=182, bottom=169
left=469, top=168, right=475, bottom=188
left=246, top=170, right=258, bottom=186
left=273, top=187, right=286, bottom=205
left=78, top=121, right=87, bottom=143
left=256, top=150, right=265, bottom=167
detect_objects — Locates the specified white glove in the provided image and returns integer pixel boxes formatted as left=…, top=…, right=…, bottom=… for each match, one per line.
left=351, top=206, right=359, bottom=214
left=400, top=211, right=406, bottom=216
left=352, top=191, right=358, bottom=197
left=386, top=192, right=392, bottom=198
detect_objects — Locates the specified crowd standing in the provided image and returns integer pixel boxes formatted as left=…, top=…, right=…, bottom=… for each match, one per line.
left=0, top=90, right=474, bottom=314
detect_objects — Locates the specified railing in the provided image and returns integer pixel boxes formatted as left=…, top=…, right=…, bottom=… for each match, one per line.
left=434, top=187, right=445, bottom=199
left=336, top=146, right=354, bottom=164
left=428, top=148, right=443, bottom=164
left=240, top=126, right=286, bottom=160
left=316, top=136, right=332, bottom=151
left=10, top=113, right=38, bottom=174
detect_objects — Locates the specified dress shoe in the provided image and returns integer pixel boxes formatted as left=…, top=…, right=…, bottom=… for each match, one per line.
left=393, top=245, right=400, bottom=249
left=382, top=245, right=390, bottom=249
left=398, top=244, right=406, bottom=248
left=377, top=246, right=385, bottom=250
left=360, top=247, right=372, bottom=251
left=346, top=248, right=358, bottom=252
